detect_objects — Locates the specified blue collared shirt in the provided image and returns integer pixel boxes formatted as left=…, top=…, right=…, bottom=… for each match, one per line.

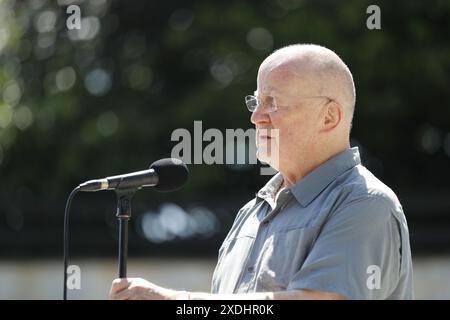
left=211, top=147, right=413, bottom=299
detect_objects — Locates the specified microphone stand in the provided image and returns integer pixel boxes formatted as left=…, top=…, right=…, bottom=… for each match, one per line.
left=115, top=188, right=136, bottom=278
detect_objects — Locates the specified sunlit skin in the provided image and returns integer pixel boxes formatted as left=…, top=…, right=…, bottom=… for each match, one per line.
left=252, top=59, right=351, bottom=188
left=109, top=44, right=355, bottom=300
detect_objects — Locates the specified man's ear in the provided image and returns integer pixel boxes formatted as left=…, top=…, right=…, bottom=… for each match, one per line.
left=322, top=100, right=342, bottom=131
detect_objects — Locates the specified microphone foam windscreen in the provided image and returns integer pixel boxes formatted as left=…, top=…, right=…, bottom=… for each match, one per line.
left=150, top=158, right=189, bottom=192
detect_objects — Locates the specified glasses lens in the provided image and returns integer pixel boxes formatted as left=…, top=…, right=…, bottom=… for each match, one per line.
left=245, top=95, right=257, bottom=112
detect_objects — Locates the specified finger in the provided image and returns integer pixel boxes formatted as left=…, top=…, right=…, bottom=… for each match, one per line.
left=110, top=288, right=132, bottom=300
left=110, top=278, right=131, bottom=295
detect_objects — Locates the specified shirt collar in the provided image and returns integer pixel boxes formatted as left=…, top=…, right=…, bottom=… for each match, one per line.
left=256, top=147, right=361, bottom=208
left=256, top=173, right=284, bottom=208
left=290, top=147, right=361, bottom=207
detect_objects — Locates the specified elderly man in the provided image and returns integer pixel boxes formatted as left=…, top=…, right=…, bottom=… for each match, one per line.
left=110, top=44, right=413, bottom=300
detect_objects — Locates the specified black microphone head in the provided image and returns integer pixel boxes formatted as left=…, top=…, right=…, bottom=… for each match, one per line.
left=150, top=158, right=189, bottom=192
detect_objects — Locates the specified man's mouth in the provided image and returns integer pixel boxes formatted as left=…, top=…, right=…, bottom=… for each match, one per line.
left=257, top=129, right=275, bottom=140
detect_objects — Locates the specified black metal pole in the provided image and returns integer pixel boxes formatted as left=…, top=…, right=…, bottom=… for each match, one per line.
left=115, top=189, right=135, bottom=279
left=118, top=218, right=129, bottom=278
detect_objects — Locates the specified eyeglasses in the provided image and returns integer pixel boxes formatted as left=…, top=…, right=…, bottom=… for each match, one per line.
left=244, top=95, right=331, bottom=113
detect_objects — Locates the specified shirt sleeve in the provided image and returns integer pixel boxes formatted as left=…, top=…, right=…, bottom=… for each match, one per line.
left=287, top=196, right=403, bottom=299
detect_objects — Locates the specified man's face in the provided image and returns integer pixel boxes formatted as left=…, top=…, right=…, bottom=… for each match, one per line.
left=251, top=65, right=323, bottom=171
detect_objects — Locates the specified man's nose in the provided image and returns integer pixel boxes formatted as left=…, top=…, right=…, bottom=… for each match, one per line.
left=250, top=105, right=270, bottom=125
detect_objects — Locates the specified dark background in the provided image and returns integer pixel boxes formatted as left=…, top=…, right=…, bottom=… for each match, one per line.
left=0, top=0, right=449, bottom=259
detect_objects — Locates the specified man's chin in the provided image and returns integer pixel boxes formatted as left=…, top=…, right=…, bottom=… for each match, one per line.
left=256, top=152, right=278, bottom=168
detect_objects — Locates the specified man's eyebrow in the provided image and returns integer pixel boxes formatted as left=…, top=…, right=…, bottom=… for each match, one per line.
left=254, top=89, right=278, bottom=97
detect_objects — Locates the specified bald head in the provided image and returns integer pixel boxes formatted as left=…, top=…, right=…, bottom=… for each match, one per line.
left=258, top=44, right=356, bottom=124
left=252, top=44, right=355, bottom=183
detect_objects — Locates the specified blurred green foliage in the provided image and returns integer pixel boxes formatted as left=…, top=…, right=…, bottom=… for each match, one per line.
left=0, top=0, right=449, bottom=255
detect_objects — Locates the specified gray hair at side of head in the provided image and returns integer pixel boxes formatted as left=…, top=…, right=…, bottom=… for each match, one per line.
left=262, top=44, right=356, bottom=125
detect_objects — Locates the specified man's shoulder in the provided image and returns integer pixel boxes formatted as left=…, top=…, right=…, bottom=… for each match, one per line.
left=234, top=198, right=259, bottom=219
left=333, top=164, right=404, bottom=217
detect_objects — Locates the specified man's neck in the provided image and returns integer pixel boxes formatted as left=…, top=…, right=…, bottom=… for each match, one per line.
left=280, top=145, right=350, bottom=189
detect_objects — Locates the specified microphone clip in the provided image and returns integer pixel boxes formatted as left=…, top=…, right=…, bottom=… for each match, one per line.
left=115, top=188, right=136, bottom=219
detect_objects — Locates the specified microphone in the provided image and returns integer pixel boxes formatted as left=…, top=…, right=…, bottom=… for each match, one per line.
left=78, top=158, right=189, bottom=192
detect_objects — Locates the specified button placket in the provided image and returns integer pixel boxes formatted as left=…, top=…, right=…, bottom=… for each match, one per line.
left=245, top=218, right=271, bottom=292
left=233, top=202, right=269, bottom=293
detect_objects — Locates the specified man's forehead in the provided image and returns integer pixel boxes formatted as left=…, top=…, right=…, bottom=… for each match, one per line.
left=256, top=75, right=305, bottom=99
left=257, top=62, right=322, bottom=99
left=256, top=70, right=297, bottom=95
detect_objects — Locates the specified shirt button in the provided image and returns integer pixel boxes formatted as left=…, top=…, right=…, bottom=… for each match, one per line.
left=247, top=266, right=254, bottom=272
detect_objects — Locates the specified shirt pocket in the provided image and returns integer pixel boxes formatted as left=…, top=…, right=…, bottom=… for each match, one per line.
left=256, top=226, right=319, bottom=291
left=217, top=233, right=255, bottom=264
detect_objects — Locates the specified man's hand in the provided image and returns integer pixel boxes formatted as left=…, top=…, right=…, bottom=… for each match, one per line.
left=109, top=277, right=345, bottom=300
left=109, top=278, right=186, bottom=300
